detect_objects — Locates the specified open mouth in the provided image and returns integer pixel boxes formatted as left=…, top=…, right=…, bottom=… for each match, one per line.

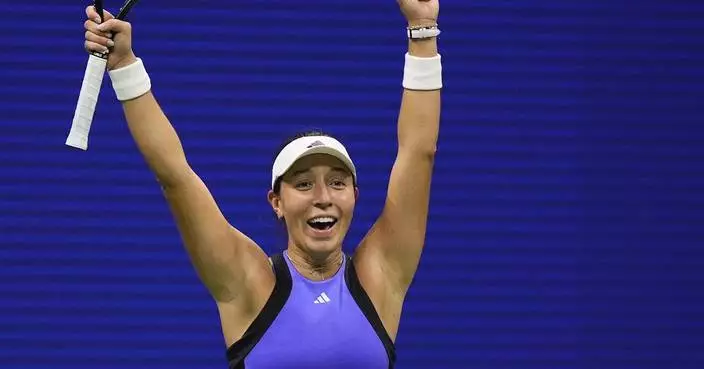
left=307, top=216, right=338, bottom=231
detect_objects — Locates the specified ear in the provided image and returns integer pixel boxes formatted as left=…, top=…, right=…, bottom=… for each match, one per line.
left=267, top=190, right=283, bottom=219
left=354, top=186, right=359, bottom=201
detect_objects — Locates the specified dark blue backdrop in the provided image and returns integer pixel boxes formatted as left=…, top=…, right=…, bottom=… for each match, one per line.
left=1, top=1, right=703, bottom=368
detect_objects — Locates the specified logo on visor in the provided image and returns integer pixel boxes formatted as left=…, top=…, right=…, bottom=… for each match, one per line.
left=307, top=140, right=325, bottom=148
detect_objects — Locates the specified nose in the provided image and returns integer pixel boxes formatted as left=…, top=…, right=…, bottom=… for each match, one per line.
left=313, top=179, right=332, bottom=209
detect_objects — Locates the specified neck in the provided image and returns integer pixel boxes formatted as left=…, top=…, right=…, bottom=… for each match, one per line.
left=286, top=246, right=343, bottom=281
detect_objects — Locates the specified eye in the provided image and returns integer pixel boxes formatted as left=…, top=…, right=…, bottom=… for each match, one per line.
left=329, top=179, right=346, bottom=189
left=295, top=180, right=313, bottom=190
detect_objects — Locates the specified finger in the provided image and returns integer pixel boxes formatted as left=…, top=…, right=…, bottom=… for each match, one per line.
left=85, top=40, right=109, bottom=54
left=84, top=19, right=113, bottom=40
left=96, top=19, right=131, bottom=35
left=85, top=30, right=115, bottom=49
left=85, top=5, right=115, bottom=24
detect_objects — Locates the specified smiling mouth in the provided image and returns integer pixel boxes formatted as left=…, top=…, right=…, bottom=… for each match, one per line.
left=307, top=216, right=338, bottom=231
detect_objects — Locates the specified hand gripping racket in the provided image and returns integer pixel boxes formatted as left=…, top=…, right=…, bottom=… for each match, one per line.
left=66, top=0, right=140, bottom=150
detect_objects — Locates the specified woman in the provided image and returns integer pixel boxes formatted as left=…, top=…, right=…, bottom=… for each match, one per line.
left=83, top=0, right=442, bottom=367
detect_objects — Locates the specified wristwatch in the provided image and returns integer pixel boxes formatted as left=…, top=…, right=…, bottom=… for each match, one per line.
left=407, top=25, right=441, bottom=40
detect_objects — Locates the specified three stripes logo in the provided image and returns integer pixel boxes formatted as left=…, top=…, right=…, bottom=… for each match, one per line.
left=307, top=140, right=325, bottom=149
left=313, top=292, right=331, bottom=304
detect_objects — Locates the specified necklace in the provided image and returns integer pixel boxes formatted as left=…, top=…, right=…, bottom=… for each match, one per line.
left=285, top=250, right=343, bottom=281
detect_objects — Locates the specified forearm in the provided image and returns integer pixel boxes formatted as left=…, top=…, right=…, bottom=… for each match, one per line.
left=122, top=91, right=189, bottom=187
left=398, top=37, right=441, bottom=156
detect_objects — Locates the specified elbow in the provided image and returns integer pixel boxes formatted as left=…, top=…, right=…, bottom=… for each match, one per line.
left=424, top=144, right=437, bottom=159
left=398, top=127, right=439, bottom=160
left=155, top=163, right=193, bottom=190
left=419, top=146, right=437, bottom=162
left=400, top=142, right=437, bottom=161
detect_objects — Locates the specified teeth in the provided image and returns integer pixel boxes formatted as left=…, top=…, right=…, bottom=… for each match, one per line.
left=309, top=216, right=336, bottom=223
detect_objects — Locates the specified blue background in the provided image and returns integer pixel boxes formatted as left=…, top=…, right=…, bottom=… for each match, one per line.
left=1, top=1, right=703, bottom=368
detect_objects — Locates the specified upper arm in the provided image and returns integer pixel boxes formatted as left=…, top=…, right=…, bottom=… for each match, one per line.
left=161, top=166, right=274, bottom=304
left=358, top=149, right=434, bottom=290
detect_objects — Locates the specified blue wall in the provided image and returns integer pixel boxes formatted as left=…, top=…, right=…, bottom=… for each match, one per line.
left=1, top=1, right=703, bottom=368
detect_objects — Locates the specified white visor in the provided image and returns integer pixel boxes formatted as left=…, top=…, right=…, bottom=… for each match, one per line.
left=271, top=135, right=357, bottom=189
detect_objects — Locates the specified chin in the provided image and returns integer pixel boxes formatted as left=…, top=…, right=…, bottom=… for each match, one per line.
left=304, top=239, right=339, bottom=256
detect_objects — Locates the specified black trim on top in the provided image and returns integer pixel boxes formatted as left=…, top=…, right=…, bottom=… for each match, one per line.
left=226, top=253, right=292, bottom=369
left=344, top=254, right=397, bottom=369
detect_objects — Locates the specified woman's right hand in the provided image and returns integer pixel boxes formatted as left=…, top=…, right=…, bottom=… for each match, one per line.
left=84, top=5, right=137, bottom=71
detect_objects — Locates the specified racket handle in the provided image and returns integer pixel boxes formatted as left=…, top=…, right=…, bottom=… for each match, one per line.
left=66, top=54, right=107, bottom=150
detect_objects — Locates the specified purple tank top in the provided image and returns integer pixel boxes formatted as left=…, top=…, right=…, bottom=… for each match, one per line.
left=226, top=252, right=395, bottom=369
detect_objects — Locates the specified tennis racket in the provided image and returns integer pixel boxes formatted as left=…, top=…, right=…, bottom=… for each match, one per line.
left=66, top=0, right=141, bottom=150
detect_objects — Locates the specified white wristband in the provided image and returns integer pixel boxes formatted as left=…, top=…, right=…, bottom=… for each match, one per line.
left=108, top=57, right=151, bottom=101
left=402, top=53, right=442, bottom=91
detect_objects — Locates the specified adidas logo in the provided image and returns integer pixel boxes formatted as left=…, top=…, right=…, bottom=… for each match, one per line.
left=307, top=140, right=325, bottom=148
left=313, top=292, right=331, bottom=304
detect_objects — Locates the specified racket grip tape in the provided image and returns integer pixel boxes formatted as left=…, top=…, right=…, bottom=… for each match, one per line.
left=66, top=54, right=107, bottom=150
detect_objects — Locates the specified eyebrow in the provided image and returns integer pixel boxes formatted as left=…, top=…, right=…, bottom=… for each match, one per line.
left=330, top=167, right=351, bottom=175
left=290, top=169, right=310, bottom=177
left=290, top=167, right=350, bottom=177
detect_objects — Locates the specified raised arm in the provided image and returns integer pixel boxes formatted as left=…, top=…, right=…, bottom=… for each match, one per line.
left=357, top=0, right=441, bottom=294
left=84, top=7, right=273, bottom=304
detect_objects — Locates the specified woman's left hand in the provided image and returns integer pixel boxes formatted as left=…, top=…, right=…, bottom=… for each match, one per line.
left=397, top=0, right=440, bottom=27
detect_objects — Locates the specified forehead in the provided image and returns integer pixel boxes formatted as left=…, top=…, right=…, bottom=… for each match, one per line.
left=285, top=154, right=351, bottom=176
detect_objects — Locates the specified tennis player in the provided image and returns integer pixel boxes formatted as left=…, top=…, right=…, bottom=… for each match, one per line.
left=84, top=0, right=442, bottom=367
